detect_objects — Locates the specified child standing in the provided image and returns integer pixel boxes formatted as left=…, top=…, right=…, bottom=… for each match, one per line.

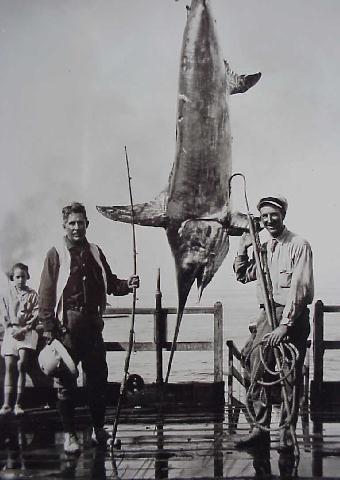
left=0, top=263, right=39, bottom=415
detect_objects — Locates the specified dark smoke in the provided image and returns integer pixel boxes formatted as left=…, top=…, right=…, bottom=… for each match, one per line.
left=0, top=180, right=82, bottom=280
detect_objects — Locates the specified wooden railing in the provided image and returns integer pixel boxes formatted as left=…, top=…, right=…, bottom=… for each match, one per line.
left=313, top=300, right=340, bottom=394
left=103, top=291, right=224, bottom=385
left=226, top=340, right=245, bottom=404
left=311, top=301, right=340, bottom=477
left=0, top=274, right=224, bottom=409
left=226, top=340, right=249, bottom=432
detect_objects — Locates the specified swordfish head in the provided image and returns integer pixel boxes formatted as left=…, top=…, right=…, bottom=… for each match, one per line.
left=167, top=221, right=230, bottom=312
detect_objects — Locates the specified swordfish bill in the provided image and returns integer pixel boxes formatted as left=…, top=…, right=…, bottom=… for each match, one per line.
left=97, top=0, right=261, bottom=379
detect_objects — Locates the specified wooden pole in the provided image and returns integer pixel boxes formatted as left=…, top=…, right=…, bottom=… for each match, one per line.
left=227, top=340, right=234, bottom=432
left=154, top=269, right=164, bottom=385
left=213, top=419, right=223, bottom=479
left=313, top=300, right=324, bottom=400
left=214, top=302, right=223, bottom=383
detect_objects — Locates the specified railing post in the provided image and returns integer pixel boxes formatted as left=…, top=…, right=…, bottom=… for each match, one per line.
left=214, top=302, right=223, bottom=383
left=226, top=341, right=233, bottom=405
left=226, top=340, right=234, bottom=432
left=313, top=300, right=324, bottom=398
left=154, top=269, right=165, bottom=385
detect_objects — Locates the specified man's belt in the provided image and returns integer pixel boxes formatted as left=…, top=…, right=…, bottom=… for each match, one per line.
left=65, top=305, right=101, bottom=314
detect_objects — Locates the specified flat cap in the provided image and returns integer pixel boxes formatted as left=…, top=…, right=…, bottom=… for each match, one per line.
left=257, top=196, right=288, bottom=215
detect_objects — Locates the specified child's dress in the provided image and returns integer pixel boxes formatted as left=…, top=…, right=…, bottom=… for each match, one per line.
left=0, top=283, right=39, bottom=357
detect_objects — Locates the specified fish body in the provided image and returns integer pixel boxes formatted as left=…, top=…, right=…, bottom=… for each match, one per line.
left=167, top=0, right=232, bottom=305
left=168, top=0, right=231, bottom=221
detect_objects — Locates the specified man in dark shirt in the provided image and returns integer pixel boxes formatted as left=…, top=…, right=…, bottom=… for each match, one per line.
left=39, top=202, right=139, bottom=454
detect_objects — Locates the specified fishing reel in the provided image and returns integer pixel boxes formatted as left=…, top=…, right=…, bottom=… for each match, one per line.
left=125, top=374, right=145, bottom=394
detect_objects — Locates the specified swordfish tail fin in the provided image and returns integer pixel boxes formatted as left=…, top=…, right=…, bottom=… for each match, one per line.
left=97, top=192, right=169, bottom=227
left=224, top=60, right=261, bottom=95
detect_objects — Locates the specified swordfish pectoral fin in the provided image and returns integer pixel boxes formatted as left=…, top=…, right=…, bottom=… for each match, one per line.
left=224, top=60, right=261, bottom=95
left=97, top=193, right=169, bottom=227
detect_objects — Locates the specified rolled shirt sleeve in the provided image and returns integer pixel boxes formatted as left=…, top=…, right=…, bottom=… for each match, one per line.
left=233, top=253, right=257, bottom=284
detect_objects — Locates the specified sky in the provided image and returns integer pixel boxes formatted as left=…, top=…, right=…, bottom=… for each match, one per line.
left=0, top=0, right=339, bottom=316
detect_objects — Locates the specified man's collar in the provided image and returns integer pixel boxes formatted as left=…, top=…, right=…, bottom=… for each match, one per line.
left=64, top=235, right=88, bottom=250
left=272, top=226, right=288, bottom=244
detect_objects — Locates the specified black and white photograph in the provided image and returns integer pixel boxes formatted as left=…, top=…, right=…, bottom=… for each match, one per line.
left=0, top=0, right=339, bottom=478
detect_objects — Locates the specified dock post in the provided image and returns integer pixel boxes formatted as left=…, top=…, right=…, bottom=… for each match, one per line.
left=313, top=300, right=324, bottom=400
left=214, top=302, right=223, bottom=383
left=214, top=418, right=223, bottom=478
left=227, top=341, right=234, bottom=432
left=154, top=269, right=165, bottom=384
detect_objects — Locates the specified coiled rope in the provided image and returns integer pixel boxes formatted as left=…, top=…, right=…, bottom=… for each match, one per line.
left=244, top=337, right=299, bottom=432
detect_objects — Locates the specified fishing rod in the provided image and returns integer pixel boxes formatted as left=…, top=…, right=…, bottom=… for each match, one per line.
left=229, top=173, right=300, bottom=460
left=110, top=146, right=138, bottom=450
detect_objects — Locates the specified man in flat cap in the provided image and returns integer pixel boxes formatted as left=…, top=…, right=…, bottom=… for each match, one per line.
left=233, top=195, right=314, bottom=451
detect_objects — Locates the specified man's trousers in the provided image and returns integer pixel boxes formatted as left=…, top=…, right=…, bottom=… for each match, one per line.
left=57, top=309, right=108, bottom=433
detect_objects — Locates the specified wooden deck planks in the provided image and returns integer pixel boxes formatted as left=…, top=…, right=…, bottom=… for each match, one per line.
left=1, top=406, right=340, bottom=478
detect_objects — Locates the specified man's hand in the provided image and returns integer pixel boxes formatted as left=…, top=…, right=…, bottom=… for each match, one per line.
left=128, top=275, right=140, bottom=289
left=266, top=325, right=288, bottom=347
left=238, top=233, right=253, bottom=255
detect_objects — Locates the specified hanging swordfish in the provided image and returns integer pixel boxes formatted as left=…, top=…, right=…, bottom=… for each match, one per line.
left=97, top=0, right=261, bottom=379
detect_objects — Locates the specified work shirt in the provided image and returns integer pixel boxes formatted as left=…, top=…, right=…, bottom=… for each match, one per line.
left=0, top=283, right=39, bottom=328
left=39, top=237, right=131, bottom=331
left=233, top=227, right=314, bottom=327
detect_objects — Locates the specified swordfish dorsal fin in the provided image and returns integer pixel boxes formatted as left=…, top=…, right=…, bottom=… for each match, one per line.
left=224, top=60, right=261, bottom=95
left=97, top=191, right=169, bottom=227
